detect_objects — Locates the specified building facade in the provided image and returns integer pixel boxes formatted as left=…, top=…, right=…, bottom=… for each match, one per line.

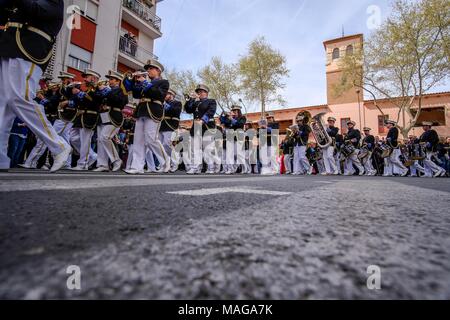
left=48, top=0, right=163, bottom=81
left=225, top=34, right=450, bottom=140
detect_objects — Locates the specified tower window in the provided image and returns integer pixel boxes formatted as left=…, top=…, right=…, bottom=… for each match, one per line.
left=332, top=48, right=340, bottom=60
left=346, top=45, right=354, bottom=56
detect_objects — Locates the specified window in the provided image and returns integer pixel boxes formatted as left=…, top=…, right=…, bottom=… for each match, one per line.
left=340, top=118, right=350, bottom=135
left=378, top=115, right=389, bottom=134
left=411, top=107, right=446, bottom=127
left=73, top=0, right=98, bottom=21
left=68, top=44, right=92, bottom=70
left=346, top=45, right=354, bottom=56
left=332, top=48, right=340, bottom=60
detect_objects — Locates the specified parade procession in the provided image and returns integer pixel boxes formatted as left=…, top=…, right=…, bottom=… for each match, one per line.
left=2, top=0, right=450, bottom=305
left=0, top=0, right=449, bottom=178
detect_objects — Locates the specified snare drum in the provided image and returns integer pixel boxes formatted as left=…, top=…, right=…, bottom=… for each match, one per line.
left=378, top=143, right=392, bottom=158
left=411, top=143, right=426, bottom=160
left=341, top=143, right=356, bottom=158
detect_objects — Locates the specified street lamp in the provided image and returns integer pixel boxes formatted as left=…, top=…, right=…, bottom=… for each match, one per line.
left=238, top=98, right=248, bottom=116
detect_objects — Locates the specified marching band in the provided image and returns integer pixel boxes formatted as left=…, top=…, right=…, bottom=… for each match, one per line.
left=0, top=1, right=448, bottom=178
left=7, top=65, right=449, bottom=178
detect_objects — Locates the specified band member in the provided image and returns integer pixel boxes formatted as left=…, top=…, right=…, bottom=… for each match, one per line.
left=419, top=121, right=445, bottom=178
left=243, top=121, right=254, bottom=174
left=122, top=105, right=136, bottom=170
left=384, top=120, right=408, bottom=177
left=406, top=135, right=425, bottom=177
left=292, top=115, right=312, bottom=175
left=334, top=133, right=344, bottom=175
left=0, top=0, right=71, bottom=172
left=220, top=105, right=247, bottom=174
left=323, top=116, right=339, bottom=175
left=282, top=125, right=296, bottom=174
left=184, top=84, right=217, bottom=175
left=69, top=69, right=105, bottom=171
left=123, top=60, right=170, bottom=174
left=259, top=112, right=280, bottom=175
left=361, top=127, right=377, bottom=176
left=343, top=120, right=364, bottom=176
left=159, top=89, right=182, bottom=173
left=94, top=70, right=128, bottom=172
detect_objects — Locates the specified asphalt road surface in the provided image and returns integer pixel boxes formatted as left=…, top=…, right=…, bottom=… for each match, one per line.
left=0, top=170, right=449, bottom=299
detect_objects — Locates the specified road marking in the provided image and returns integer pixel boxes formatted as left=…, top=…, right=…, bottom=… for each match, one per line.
left=167, top=187, right=292, bottom=196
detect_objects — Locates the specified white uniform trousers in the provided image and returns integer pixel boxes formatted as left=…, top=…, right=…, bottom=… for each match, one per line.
left=361, top=152, right=376, bottom=175
left=25, top=119, right=73, bottom=168
left=0, top=58, right=68, bottom=169
left=335, top=152, right=343, bottom=174
left=344, top=149, right=364, bottom=175
left=130, top=117, right=168, bottom=172
left=126, top=144, right=134, bottom=170
left=159, top=131, right=179, bottom=171
left=386, top=148, right=407, bottom=175
left=323, top=145, right=337, bottom=174
left=146, top=149, right=156, bottom=172
left=283, top=154, right=292, bottom=174
left=96, top=124, right=120, bottom=168
left=423, top=151, right=443, bottom=177
left=410, top=160, right=425, bottom=176
left=71, top=127, right=96, bottom=169
left=260, top=145, right=279, bottom=175
left=293, top=146, right=310, bottom=174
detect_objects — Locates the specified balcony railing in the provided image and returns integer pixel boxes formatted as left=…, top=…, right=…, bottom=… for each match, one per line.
left=122, top=0, right=162, bottom=32
left=119, top=36, right=158, bottom=65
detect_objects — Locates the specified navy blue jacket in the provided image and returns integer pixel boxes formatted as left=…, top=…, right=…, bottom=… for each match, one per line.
left=0, top=0, right=64, bottom=71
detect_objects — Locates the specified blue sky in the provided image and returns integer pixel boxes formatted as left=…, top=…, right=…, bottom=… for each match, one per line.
left=154, top=0, right=445, bottom=111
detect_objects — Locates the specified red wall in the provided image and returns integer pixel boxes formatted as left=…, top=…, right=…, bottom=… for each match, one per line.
left=67, top=67, right=84, bottom=82
left=71, top=14, right=97, bottom=52
left=117, top=62, right=135, bottom=74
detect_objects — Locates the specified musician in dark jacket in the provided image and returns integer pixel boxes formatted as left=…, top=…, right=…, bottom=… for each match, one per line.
left=292, top=115, right=312, bottom=175
left=0, top=0, right=71, bottom=172
left=384, top=120, right=408, bottom=177
left=184, top=84, right=218, bottom=174
left=94, top=70, right=129, bottom=172
left=67, top=69, right=106, bottom=171
left=419, top=121, right=445, bottom=177
left=343, top=120, right=364, bottom=175
left=361, top=127, right=377, bottom=176
left=323, top=116, right=339, bottom=175
left=160, top=89, right=182, bottom=173
left=123, top=60, right=170, bottom=174
left=220, top=105, right=247, bottom=174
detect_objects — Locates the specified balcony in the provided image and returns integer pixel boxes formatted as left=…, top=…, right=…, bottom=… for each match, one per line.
left=119, top=35, right=159, bottom=70
left=122, top=0, right=162, bottom=38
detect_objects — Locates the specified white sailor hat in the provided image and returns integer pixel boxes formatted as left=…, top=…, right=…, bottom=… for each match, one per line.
left=144, top=59, right=164, bottom=73
left=384, top=120, right=397, bottom=126
left=422, top=121, right=433, bottom=126
left=231, top=105, right=242, bottom=111
left=81, top=69, right=101, bottom=79
left=363, top=127, right=372, bottom=131
left=57, top=71, right=76, bottom=80
left=132, top=69, right=148, bottom=77
left=347, top=120, right=356, bottom=126
left=168, top=89, right=177, bottom=96
left=105, top=70, right=123, bottom=81
left=195, top=84, right=210, bottom=94
left=327, top=116, right=337, bottom=122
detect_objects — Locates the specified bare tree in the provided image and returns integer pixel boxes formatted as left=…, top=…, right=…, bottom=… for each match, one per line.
left=335, top=0, right=449, bottom=138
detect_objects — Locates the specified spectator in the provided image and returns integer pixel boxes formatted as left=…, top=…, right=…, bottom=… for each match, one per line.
left=8, top=118, right=29, bottom=168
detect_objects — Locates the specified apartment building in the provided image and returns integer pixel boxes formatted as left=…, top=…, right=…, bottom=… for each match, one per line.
left=49, top=0, right=163, bottom=81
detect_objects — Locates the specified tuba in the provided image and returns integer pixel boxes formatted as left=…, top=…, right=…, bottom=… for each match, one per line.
left=310, top=112, right=333, bottom=148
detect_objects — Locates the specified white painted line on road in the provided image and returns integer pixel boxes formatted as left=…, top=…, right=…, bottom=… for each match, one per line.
left=167, top=187, right=292, bottom=196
